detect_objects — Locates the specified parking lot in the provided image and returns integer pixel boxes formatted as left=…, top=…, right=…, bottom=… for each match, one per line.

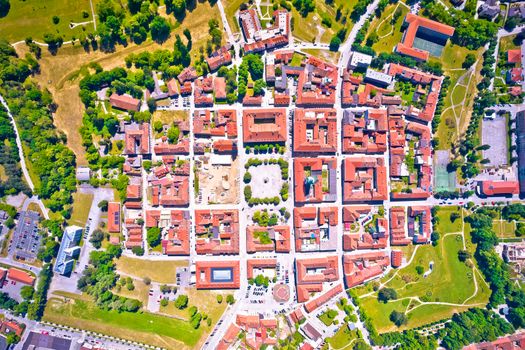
left=482, top=116, right=509, bottom=168
left=10, top=211, right=41, bottom=262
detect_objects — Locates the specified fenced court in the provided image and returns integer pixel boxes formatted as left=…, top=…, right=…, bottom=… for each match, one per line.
left=434, top=150, right=457, bottom=192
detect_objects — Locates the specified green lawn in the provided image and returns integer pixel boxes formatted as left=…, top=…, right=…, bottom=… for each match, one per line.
left=353, top=233, right=489, bottom=332
left=115, top=255, right=188, bottom=284
left=0, top=0, right=97, bottom=42
left=67, top=191, right=94, bottom=227
left=493, top=220, right=517, bottom=238
left=436, top=206, right=463, bottom=233
left=368, top=2, right=409, bottom=54
left=326, top=325, right=362, bottom=349
left=44, top=297, right=202, bottom=349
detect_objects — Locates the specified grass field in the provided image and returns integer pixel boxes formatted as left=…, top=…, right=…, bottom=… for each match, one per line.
left=0, top=0, right=97, bottom=42
left=67, top=191, right=93, bottom=227
left=353, top=222, right=490, bottom=332
left=436, top=206, right=463, bottom=233
left=113, top=278, right=150, bottom=306
left=435, top=45, right=483, bottom=151
left=326, top=325, right=363, bottom=349
left=301, top=48, right=340, bottom=64
left=115, top=255, right=188, bottom=284
left=14, top=0, right=224, bottom=165
left=152, top=110, right=189, bottom=125
left=44, top=296, right=203, bottom=349
left=160, top=289, right=227, bottom=323
left=367, top=2, right=409, bottom=54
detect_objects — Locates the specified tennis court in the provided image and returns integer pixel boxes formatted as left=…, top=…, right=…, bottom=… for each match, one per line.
left=434, top=150, right=456, bottom=192
left=413, top=37, right=445, bottom=57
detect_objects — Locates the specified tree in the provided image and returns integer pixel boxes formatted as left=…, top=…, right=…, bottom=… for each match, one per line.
left=143, top=277, right=151, bottom=285
left=150, top=16, right=170, bottom=43
left=160, top=284, right=171, bottom=293
left=132, top=246, right=144, bottom=256
left=463, top=53, right=476, bottom=69
left=5, top=333, right=20, bottom=345
left=160, top=298, right=168, bottom=307
left=217, top=295, right=223, bottom=303
left=389, top=310, right=407, bottom=327
left=458, top=250, right=471, bottom=262
left=167, top=125, right=180, bottom=143
left=147, top=227, right=161, bottom=248
left=153, top=120, right=164, bottom=133
left=226, top=294, right=235, bottom=304
left=415, top=265, right=424, bottom=275
left=20, top=286, right=34, bottom=300
left=89, top=229, right=105, bottom=249
left=329, top=36, right=341, bottom=51
left=98, top=200, right=108, bottom=212
left=0, top=0, right=10, bottom=17
left=175, top=294, right=188, bottom=309
left=378, top=288, right=397, bottom=303
left=52, top=16, right=60, bottom=24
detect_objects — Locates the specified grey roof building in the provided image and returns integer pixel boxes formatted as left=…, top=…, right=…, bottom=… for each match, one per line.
left=54, top=226, right=83, bottom=276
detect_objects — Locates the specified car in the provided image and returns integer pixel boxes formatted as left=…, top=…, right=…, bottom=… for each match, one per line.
left=41, top=331, right=49, bottom=335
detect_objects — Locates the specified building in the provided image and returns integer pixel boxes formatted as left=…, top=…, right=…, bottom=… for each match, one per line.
left=343, top=157, right=388, bottom=202
left=195, top=209, right=239, bottom=255
left=246, top=225, right=290, bottom=253
left=195, top=260, right=240, bottom=289
left=364, top=68, right=393, bottom=87
left=21, top=331, right=72, bottom=350
left=343, top=251, right=390, bottom=288
left=343, top=206, right=388, bottom=250
left=7, top=268, right=34, bottom=286
left=342, top=109, right=388, bottom=154
left=243, top=108, right=287, bottom=143
left=477, top=180, right=520, bottom=197
left=54, top=226, right=82, bottom=276
left=294, top=158, right=337, bottom=203
left=517, top=111, right=525, bottom=195
left=109, top=93, right=141, bottom=112
left=296, top=56, right=338, bottom=106
left=295, top=256, right=339, bottom=302
left=463, top=332, right=525, bottom=350
left=193, top=109, right=237, bottom=138
left=177, top=66, right=198, bottom=83
left=293, top=207, right=338, bottom=252
left=75, top=167, right=91, bottom=182
left=124, top=123, right=150, bottom=156
left=396, top=14, right=455, bottom=61
left=349, top=52, right=372, bottom=69
left=206, top=46, right=232, bottom=71
left=391, top=250, right=403, bottom=268
left=107, top=202, right=121, bottom=233
left=239, top=9, right=290, bottom=53
left=146, top=209, right=190, bottom=256
left=390, top=206, right=431, bottom=245
left=293, top=108, right=337, bottom=154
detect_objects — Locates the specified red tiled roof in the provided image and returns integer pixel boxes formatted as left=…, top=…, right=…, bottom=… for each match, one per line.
left=195, top=209, right=239, bottom=255
left=342, top=206, right=388, bottom=251
left=294, top=157, right=337, bottom=204
left=110, top=93, right=140, bottom=111
left=480, top=180, right=520, bottom=196
left=247, top=258, right=277, bottom=279
left=246, top=226, right=291, bottom=253
left=508, top=49, right=521, bottom=64
left=343, top=109, right=387, bottom=154
left=243, top=108, right=287, bottom=143
left=7, top=268, right=35, bottom=285
left=214, top=77, right=227, bottom=100
left=107, top=202, right=121, bottom=233
left=293, top=108, right=337, bottom=153
left=343, top=157, right=388, bottom=202
left=396, top=14, right=455, bottom=61
left=195, top=260, right=240, bottom=289
left=343, top=252, right=390, bottom=288
left=391, top=250, right=403, bottom=268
